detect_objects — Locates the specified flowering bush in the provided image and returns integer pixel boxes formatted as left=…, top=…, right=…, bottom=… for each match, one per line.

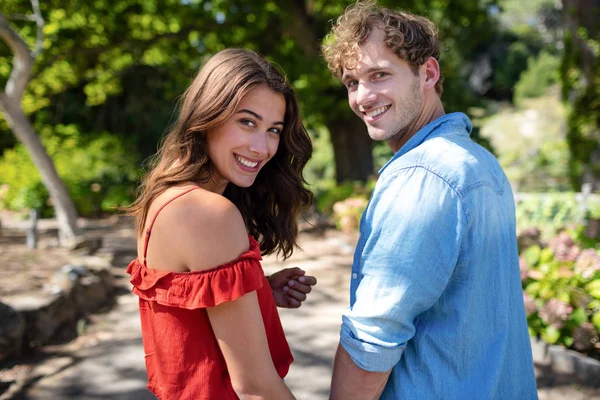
left=332, top=197, right=368, bottom=233
left=520, top=228, right=600, bottom=357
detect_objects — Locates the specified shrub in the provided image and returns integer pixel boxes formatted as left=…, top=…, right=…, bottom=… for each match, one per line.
left=520, top=229, right=600, bottom=358
left=313, top=179, right=375, bottom=217
left=516, top=193, right=600, bottom=239
left=0, top=124, right=139, bottom=217
left=332, top=197, right=368, bottom=233
left=514, top=50, right=560, bottom=105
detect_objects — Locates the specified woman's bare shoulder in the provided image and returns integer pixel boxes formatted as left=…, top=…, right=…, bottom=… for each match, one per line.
left=151, top=187, right=250, bottom=271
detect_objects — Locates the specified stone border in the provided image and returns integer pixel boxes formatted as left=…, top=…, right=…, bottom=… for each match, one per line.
left=531, top=337, right=600, bottom=387
left=0, top=254, right=116, bottom=363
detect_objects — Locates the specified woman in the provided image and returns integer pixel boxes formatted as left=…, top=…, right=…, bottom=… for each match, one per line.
left=125, top=48, right=315, bottom=399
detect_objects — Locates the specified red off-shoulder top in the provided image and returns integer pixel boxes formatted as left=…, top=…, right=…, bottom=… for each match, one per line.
left=126, top=188, right=293, bottom=399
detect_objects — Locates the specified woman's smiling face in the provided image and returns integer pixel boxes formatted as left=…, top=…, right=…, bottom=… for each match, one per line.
left=205, top=84, right=285, bottom=193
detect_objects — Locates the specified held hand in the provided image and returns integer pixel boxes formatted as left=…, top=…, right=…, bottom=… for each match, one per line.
left=268, top=267, right=317, bottom=309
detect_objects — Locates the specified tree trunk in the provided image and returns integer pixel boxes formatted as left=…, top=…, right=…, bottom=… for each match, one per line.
left=273, top=0, right=374, bottom=183
left=0, top=11, right=83, bottom=247
left=0, top=94, right=83, bottom=245
left=326, top=113, right=374, bottom=183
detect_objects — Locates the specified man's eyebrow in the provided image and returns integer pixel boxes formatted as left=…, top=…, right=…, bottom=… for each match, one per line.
left=366, top=65, right=389, bottom=73
left=342, top=65, right=390, bottom=81
left=342, top=71, right=356, bottom=82
left=237, top=109, right=284, bottom=126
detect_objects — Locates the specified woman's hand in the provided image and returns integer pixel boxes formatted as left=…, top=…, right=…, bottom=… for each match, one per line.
left=268, top=267, right=317, bottom=308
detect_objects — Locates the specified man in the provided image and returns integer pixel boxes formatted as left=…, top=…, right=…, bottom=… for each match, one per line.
left=322, top=2, right=538, bottom=399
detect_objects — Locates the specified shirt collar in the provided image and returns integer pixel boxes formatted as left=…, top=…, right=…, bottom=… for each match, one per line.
left=379, top=112, right=473, bottom=174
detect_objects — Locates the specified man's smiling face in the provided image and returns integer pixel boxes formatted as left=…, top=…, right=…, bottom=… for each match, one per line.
left=342, top=29, right=424, bottom=146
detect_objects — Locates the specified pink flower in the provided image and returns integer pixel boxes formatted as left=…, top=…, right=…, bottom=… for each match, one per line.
left=527, top=270, right=545, bottom=280
left=519, top=256, right=529, bottom=282
left=523, top=293, right=537, bottom=315
left=548, top=232, right=580, bottom=262
left=574, top=249, right=600, bottom=279
left=539, top=298, right=573, bottom=329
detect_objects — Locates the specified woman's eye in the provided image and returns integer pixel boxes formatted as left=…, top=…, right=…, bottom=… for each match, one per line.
left=241, top=119, right=256, bottom=128
left=268, top=127, right=282, bottom=135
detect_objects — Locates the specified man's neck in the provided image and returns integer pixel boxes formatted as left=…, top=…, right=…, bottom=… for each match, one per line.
left=388, top=98, right=445, bottom=153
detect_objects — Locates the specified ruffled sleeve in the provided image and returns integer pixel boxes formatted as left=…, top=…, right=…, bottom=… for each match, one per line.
left=126, top=235, right=265, bottom=309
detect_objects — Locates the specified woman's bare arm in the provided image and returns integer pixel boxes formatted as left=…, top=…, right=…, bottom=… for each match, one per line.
left=163, top=192, right=295, bottom=399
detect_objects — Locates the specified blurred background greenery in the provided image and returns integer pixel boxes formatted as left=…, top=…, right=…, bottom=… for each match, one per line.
left=1, top=0, right=599, bottom=358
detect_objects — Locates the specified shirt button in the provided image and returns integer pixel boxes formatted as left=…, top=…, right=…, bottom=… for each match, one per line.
left=352, top=273, right=358, bottom=279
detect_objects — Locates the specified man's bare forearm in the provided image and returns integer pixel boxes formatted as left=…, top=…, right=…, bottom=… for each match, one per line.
left=329, top=344, right=391, bottom=400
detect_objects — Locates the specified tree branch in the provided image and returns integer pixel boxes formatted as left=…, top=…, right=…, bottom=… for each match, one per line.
left=0, top=12, right=34, bottom=101
left=7, top=14, right=37, bottom=21
left=31, top=0, right=44, bottom=58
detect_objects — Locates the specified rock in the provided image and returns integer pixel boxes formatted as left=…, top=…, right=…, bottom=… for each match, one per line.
left=63, top=235, right=87, bottom=251
left=71, top=273, right=112, bottom=314
left=44, top=268, right=78, bottom=295
left=0, top=256, right=116, bottom=360
left=7, top=293, right=77, bottom=348
left=73, top=256, right=112, bottom=270
left=77, top=237, right=104, bottom=256
left=0, top=302, right=25, bottom=362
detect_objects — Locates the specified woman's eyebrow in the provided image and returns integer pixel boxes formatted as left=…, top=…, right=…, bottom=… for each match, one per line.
left=237, top=109, right=284, bottom=126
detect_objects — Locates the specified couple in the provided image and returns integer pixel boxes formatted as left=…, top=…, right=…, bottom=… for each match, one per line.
left=126, top=2, right=538, bottom=399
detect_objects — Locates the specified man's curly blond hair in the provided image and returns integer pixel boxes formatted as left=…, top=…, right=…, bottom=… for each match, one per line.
left=322, top=1, right=444, bottom=96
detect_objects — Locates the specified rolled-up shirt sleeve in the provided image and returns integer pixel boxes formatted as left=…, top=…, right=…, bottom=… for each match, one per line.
left=340, top=166, right=467, bottom=372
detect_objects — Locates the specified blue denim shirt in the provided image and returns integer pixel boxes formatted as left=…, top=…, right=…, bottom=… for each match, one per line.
left=341, top=113, right=538, bottom=399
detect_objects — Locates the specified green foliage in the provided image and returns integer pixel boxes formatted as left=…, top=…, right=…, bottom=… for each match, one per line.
left=514, top=50, right=561, bottom=104
left=521, top=229, right=600, bottom=356
left=486, top=0, right=560, bottom=101
left=560, top=3, right=600, bottom=189
left=516, top=193, right=600, bottom=238
left=491, top=40, right=536, bottom=99
left=480, top=89, right=571, bottom=192
left=0, top=125, right=138, bottom=216
left=332, top=196, right=368, bottom=233
left=304, top=126, right=335, bottom=192
left=373, top=142, right=394, bottom=171
left=314, top=179, right=374, bottom=216
left=0, top=0, right=554, bottom=216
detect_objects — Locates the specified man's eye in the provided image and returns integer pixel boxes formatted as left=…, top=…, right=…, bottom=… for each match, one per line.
left=346, top=80, right=358, bottom=88
left=374, top=72, right=388, bottom=79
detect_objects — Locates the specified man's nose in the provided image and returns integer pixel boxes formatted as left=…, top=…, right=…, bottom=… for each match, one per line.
left=356, top=82, right=376, bottom=107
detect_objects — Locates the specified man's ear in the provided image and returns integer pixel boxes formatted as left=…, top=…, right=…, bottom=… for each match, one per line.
left=421, top=57, right=440, bottom=91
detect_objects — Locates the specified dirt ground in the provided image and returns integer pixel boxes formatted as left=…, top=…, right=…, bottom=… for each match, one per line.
left=1, top=215, right=599, bottom=399
left=0, top=233, right=73, bottom=298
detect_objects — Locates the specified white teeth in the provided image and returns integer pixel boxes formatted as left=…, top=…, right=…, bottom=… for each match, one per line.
left=366, top=106, right=390, bottom=118
left=235, top=155, right=258, bottom=168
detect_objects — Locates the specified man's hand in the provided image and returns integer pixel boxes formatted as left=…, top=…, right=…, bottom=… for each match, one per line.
left=268, top=267, right=317, bottom=308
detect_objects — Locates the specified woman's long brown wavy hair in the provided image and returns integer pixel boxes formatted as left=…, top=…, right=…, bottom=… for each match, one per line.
left=125, top=48, right=313, bottom=260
